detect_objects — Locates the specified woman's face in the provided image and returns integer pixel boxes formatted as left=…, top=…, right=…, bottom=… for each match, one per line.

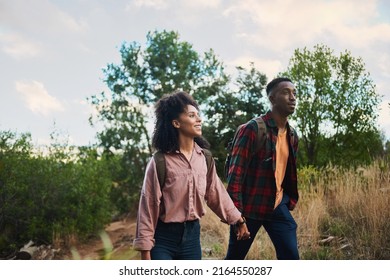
left=172, top=105, right=202, bottom=138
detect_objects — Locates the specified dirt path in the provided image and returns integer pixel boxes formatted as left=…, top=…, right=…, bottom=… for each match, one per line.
left=57, top=210, right=226, bottom=260
left=62, top=217, right=139, bottom=260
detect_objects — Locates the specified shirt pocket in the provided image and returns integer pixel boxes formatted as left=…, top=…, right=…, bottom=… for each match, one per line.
left=164, top=171, right=189, bottom=199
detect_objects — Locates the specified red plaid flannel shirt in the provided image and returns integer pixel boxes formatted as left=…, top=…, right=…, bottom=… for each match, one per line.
left=226, top=111, right=299, bottom=220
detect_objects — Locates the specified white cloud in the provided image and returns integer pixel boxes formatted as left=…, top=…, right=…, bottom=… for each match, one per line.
left=0, top=1, right=87, bottom=35
left=223, top=0, right=390, bottom=51
left=130, top=0, right=168, bottom=10
left=0, top=1, right=89, bottom=61
left=330, top=23, right=390, bottom=49
left=0, top=33, right=41, bottom=59
left=55, top=11, right=88, bottom=34
left=185, top=0, right=222, bottom=9
left=15, top=80, right=65, bottom=116
left=130, top=0, right=221, bottom=10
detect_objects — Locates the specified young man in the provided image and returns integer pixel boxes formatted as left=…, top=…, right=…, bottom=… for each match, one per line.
left=225, top=77, right=299, bottom=260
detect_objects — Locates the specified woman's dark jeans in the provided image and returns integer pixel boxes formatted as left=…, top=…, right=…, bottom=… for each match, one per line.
left=151, top=219, right=202, bottom=260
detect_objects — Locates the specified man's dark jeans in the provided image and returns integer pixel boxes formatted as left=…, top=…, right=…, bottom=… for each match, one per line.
left=225, top=194, right=299, bottom=260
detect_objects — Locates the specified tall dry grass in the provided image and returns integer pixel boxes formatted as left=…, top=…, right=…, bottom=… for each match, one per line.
left=200, top=159, right=390, bottom=260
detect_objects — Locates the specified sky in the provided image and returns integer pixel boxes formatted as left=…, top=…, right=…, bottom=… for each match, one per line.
left=1, top=0, right=390, bottom=148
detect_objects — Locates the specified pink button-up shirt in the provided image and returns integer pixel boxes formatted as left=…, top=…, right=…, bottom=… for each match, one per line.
left=133, top=144, right=242, bottom=251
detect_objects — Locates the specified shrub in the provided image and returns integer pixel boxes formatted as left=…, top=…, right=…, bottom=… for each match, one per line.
left=0, top=131, right=113, bottom=257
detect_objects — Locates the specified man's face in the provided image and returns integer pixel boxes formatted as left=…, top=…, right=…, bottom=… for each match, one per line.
left=269, top=81, right=297, bottom=116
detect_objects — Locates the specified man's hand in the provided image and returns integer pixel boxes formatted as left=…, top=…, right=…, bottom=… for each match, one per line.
left=235, top=217, right=251, bottom=240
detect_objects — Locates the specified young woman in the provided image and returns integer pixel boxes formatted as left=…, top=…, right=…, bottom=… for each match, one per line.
left=133, top=91, right=250, bottom=260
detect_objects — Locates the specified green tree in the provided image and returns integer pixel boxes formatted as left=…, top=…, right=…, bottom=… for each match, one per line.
left=282, top=44, right=382, bottom=167
left=89, top=30, right=230, bottom=212
left=202, top=62, right=268, bottom=174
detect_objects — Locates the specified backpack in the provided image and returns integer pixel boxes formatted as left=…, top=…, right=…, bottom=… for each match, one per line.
left=224, top=117, right=267, bottom=179
left=153, top=149, right=213, bottom=188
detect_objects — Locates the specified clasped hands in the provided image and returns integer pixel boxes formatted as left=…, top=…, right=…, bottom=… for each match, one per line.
left=235, top=217, right=251, bottom=241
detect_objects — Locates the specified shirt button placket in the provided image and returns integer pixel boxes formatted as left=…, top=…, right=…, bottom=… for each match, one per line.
left=188, top=175, right=195, bottom=219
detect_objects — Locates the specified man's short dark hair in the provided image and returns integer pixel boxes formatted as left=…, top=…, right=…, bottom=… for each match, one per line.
left=266, top=77, right=292, bottom=96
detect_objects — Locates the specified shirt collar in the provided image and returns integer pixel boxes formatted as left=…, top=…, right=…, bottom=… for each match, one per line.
left=263, top=110, right=293, bottom=133
left=263, top=110, right=277, bottom=128
left=173, top=142, right=203, bottom=154
left=194, top=142, right=203, bottom=154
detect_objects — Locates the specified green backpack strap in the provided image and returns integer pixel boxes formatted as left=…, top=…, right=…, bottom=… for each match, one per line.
left=253, top=117, right=267, bottom=155
left=288, top=125, right=297, bottom=155
left=202, top=149, right=213, bottom=176
left=224, top=117, right=266, bottom=180
left=153, top=151, right=166, bottom=188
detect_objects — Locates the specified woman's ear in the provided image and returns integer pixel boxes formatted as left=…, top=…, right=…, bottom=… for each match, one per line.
left=172, top=119, right=180, bottom=128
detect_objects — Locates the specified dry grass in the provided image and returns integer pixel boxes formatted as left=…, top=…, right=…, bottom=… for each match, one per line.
left=199, top=211, right=229, bottom=259
left=200, top=159, right=390, bottom=260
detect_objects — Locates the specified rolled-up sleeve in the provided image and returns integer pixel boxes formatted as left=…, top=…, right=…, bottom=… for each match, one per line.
left=132, top=159, right=162, bottom=251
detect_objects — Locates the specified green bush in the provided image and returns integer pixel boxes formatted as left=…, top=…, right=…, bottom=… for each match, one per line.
left=0, top=131, right=113, bottom=257
left=297, top=165, right=321, bottom=191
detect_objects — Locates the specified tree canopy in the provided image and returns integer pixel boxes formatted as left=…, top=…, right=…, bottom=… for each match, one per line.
left=281, top=44, right=383, bottom=167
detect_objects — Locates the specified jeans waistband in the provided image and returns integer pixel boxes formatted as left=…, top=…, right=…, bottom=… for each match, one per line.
left=158, top=219, right=199, bottom=226
left=157, top=219, right=199, bottom=231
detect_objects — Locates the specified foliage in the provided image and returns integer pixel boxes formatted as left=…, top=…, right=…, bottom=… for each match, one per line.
left=297, top=165, right=320, bottom=191
left=281, top=44, right=383, bottom=167
left=202, top=62, right=268, bottom=174
left=0, top=131, right=113, bottom=258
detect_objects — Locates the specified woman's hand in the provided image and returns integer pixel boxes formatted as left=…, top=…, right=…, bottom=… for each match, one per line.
left=141, top=250, right=151, bottom=260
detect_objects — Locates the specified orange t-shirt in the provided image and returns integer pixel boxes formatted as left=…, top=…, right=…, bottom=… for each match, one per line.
left=274, top=129, right=289, bottom=208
